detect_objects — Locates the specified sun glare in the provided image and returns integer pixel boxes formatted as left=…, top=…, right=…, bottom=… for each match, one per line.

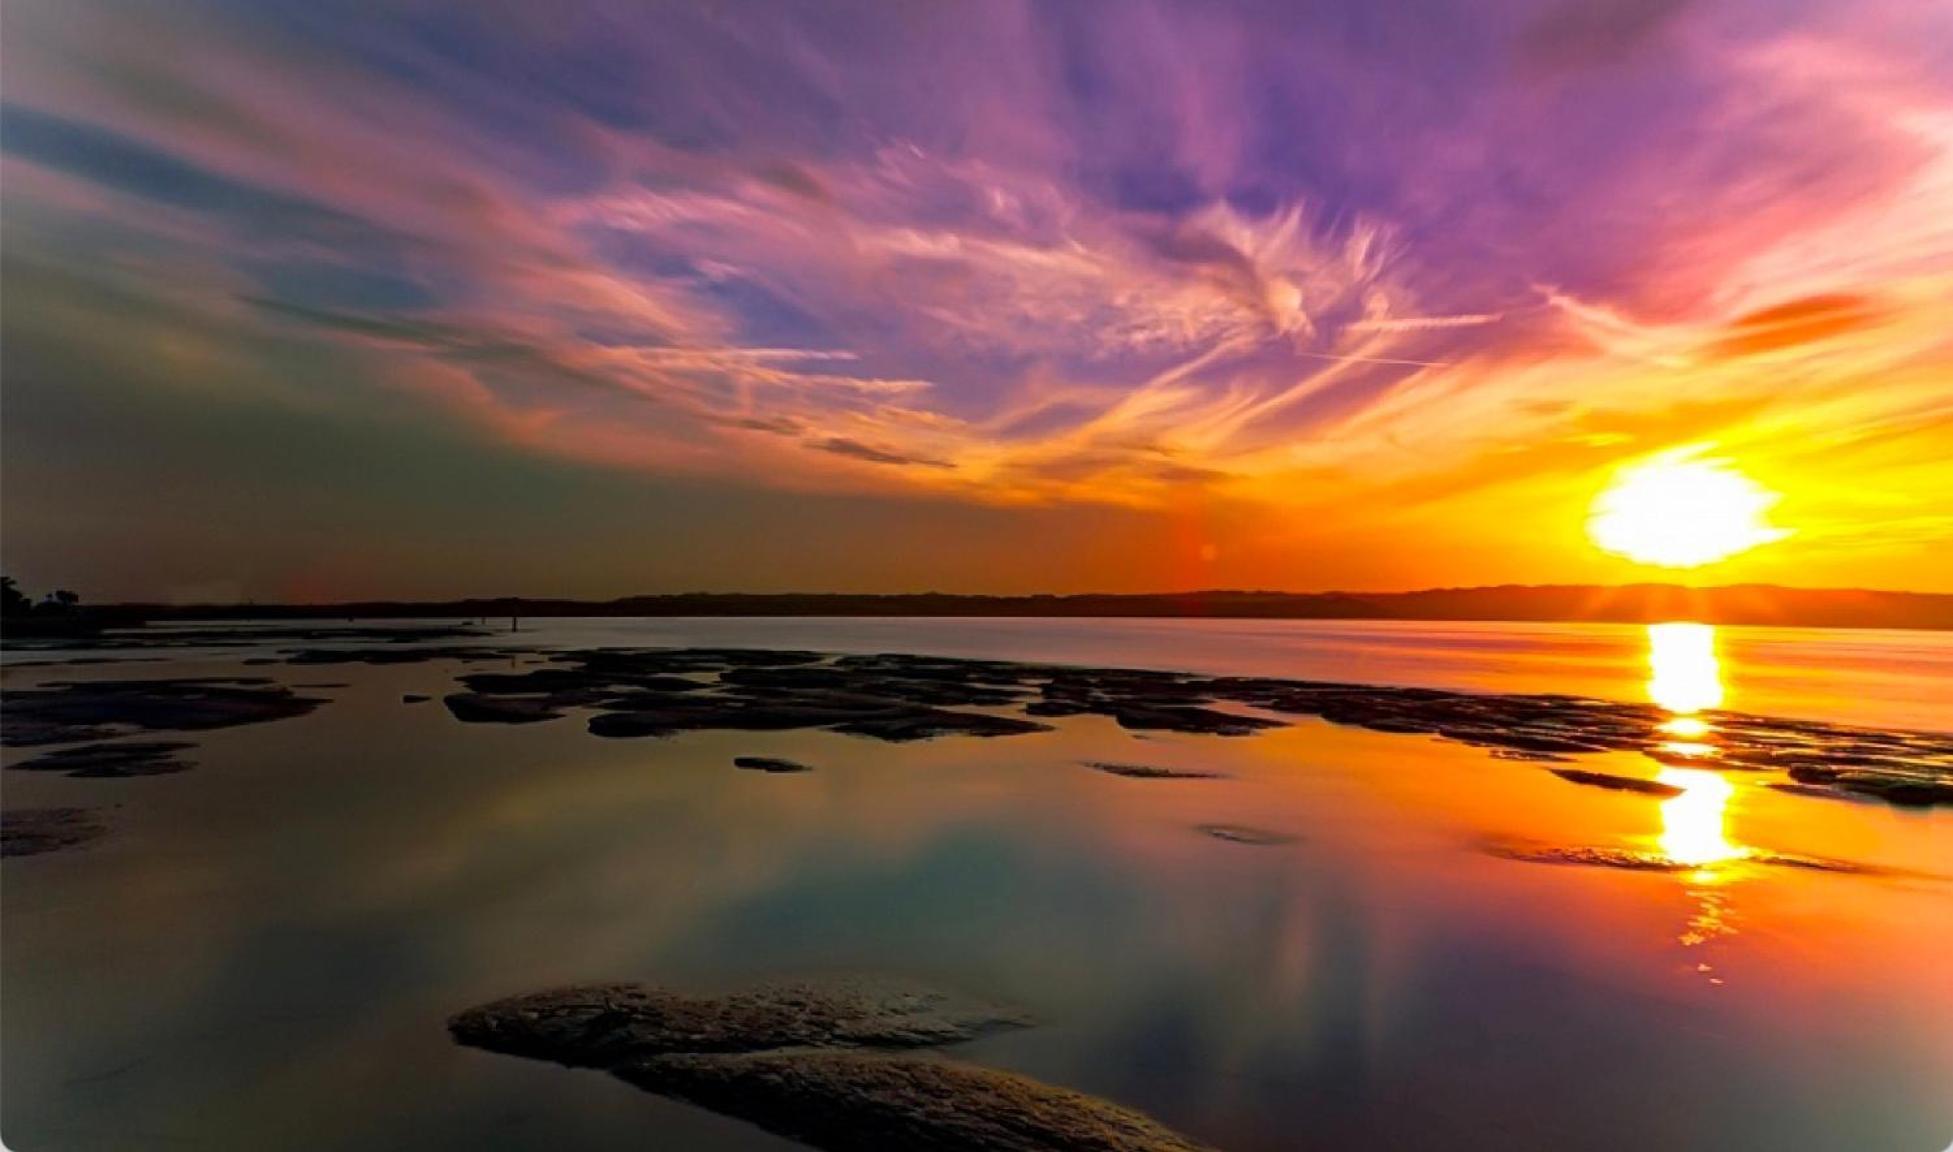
left=1588, top=447, right=1788, bottom=568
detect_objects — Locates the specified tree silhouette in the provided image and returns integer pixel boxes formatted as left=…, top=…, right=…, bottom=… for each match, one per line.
left=1, top=576, right=31, bottom=616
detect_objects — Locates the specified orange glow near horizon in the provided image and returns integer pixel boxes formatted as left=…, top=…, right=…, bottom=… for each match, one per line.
left=1588, top=447, right=1790, bottom=569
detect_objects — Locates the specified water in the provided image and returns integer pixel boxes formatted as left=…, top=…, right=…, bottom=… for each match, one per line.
left=3, top=620, right=1950, bottom=1151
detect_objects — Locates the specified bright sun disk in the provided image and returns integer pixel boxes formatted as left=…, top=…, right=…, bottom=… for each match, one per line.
left=1588, top=447, right=1789, bottom=568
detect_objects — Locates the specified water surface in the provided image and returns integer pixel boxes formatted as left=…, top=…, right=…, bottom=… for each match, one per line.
left=3, top=619, right=1949, bottom=1151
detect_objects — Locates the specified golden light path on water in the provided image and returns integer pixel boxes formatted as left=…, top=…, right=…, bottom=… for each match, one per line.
left=1644, top=622, right=1743, bottom=870
left=1643, top=622, right=1747, bottom=974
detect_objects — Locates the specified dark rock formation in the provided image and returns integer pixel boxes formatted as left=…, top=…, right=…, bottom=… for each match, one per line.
left=1082, top=761, right=1224, bottom=780
left=2, top=678, right=325, bottom=746
left=11, top=740, right=197, bottom=777
left=1484, top=839, right=1881, bottom=875
left=1, top=807, right=107, bottom=857
left=1197, top=824, right=1297, bottom=846
left=734, top=756, right=814, bottom=773
left=1548, top=768, right=1686, bottom=797
left=416, top=648, right=1943, bottom=804
left=618, top=1049, right=1213, bottom=1152
left=449, top=980, right=1208, bottom=1152
left=441, top=693, right=563, bottom=725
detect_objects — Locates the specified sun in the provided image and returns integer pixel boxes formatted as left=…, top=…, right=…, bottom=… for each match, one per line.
left=1588, top=446, right=1789, bottom=568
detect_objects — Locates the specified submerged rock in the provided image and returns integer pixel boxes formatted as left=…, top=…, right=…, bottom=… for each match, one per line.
left=734, top=756, right=814, bottom=773
left=1548, top=768, right=1686, bottom=797
left=11, top=740, right=197, bottom=778
left=450, top=980, right=1208, bottom=1152
left=1, top=807, right=107, bottom=857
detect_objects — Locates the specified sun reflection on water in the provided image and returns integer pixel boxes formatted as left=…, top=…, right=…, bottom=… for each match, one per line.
left=1643, top=624, right=1747, bottom=973
left=1646, top=622, right=1724, bottom=715
left=1657, top=768, right=1742, bottom=870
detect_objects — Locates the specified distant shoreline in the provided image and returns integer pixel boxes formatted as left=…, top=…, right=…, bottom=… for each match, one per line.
left=72, top=584, right=1953, bottom=631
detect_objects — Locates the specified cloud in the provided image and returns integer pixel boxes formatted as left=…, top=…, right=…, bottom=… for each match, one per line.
left=812, top=437, right=954, bottom=469
left=4, top=0, right=1951, bottom=592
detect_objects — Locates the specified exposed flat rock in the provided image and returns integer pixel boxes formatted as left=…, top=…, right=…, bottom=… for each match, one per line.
left=1785, top=764, right=1953, bottom=808
left=407, top=645, right=1953, bottom=805
left=451, top=980, right=1027, bottom=1063
left=11, top=740, right=197, bottom=778
left=2, top=678, right=325, bottom=746
left=1109, top=705, right=1285, bottom=737
left=1197, top=824, right=1297, bottom=846
left=621, top=1049, right=1212, bottom=1152
left=735, top=756, right=814, bottom=773
left=1082, top=761, right=1224, bottom=780
left=450, top=980, right=1208, bottom=1152
left=441, top=693, right=564, bottom=725
left=1485, top=840, right=1882, bottom=875
left=1548, top=768, right=1686, bottom=797
left=1, top=807, right=107, bottom=857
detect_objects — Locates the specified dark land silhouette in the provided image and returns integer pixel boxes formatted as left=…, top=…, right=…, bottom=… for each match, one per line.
left=39, top=583, right=1953, bottom=631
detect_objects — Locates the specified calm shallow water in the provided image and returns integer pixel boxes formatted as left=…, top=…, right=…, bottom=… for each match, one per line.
left=3, top=619, right=1950, bottom=1151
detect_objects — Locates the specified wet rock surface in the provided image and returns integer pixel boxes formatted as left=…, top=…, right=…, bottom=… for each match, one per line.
left=618, top=1049, right=1213, bottom=1152
left=9, top=641, right=1946, bottom=807
left=1548, top=768, right=1686, bottom=797
left=415, top=647, right=1953, bottom=803
left=1198, top=824, right=1297, bottom=846
left=1083, top=761, right=1225, bottom=779
left=450, top=980, right=1207, bottom=1152
left=1, top=678, right=326, bottom=746
left=12, top=740, right=198, bottom=778
left=1, top=807, right=108, bottom=857
left=1484, top=840, right=1885, bottom=875
left=735, top=756, right=814, bottom=773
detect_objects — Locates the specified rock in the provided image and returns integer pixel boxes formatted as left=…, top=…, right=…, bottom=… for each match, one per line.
left=621, top=1048, right=1213, bottom=1152
left=403, top=645, right=1952, bottom=805
left=449, top=980, right=1209, bottom=1152
left=1197, top=824, right=1296, bottom=846
left=402, top=694, right=431, bottom=704
left=1548, top=768, right=1686, bottom=797
left=827, top=710, right=1052, bottom=742
left=1, top=807, right=107, bottom=857
left=450, top=980, right=1028, bottom=1063
left=1484, top=839, right=1879, bottom=875
left=10, top=740, right=197, bottom=778
left=2, top=678, right=325, bottom=746
left=1081, top=761, right=1224, bottom=780
left=1110, top=706, right=1285, bottom=737
left=1485, top=843, right=1692, bottom=872
left=442, top=693, right=564, bottom=725
left=734, top=756, right=814, bottom=773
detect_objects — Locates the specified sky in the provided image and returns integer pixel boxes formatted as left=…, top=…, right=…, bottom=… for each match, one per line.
left=2, top=0, right=1950, bottom=602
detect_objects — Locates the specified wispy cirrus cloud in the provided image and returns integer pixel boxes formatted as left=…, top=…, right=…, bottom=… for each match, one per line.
left=3, top=0, right=1950, bottom=595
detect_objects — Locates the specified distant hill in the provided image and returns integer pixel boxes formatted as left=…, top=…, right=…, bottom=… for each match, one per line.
left=105, top=584, right=1953, bottom=630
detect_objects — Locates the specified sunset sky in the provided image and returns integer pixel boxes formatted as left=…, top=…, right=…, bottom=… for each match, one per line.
left=3, top=0, right=1950, bottom=601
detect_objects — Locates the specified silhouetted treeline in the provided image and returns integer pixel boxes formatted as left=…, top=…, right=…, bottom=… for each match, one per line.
left=1, top=576, right=127, bottom=637
left=98, top=584, right=1953, bottom=630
